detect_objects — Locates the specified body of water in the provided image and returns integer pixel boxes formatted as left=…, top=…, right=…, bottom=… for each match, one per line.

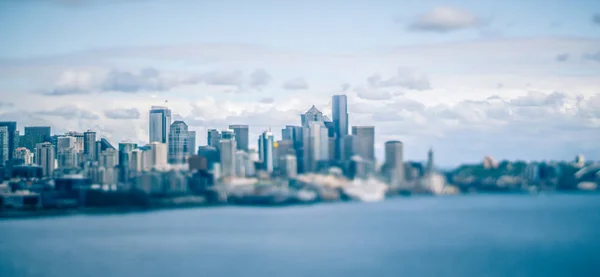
left=1, top=193, right=599, bottom=277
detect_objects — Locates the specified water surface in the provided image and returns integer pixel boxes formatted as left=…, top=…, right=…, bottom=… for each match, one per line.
left=1, top=193, right=599, bottom=277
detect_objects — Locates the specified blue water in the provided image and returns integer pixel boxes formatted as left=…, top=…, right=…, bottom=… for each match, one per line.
left=1, top=193, right=599, bottom=277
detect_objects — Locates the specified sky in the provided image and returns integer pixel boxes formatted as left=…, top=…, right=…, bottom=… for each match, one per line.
left=0, top=0, right=599, bottom=167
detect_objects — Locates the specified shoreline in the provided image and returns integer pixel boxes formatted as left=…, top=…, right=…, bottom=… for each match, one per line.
left=2, top=191, right=598, bottom=220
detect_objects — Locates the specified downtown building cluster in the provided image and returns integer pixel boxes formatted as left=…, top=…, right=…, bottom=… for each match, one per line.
left=0, top=95, right=430, bottom=206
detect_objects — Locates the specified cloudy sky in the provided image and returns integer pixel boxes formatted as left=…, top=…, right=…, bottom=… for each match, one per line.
left=0, top=0, right=599, bottom=167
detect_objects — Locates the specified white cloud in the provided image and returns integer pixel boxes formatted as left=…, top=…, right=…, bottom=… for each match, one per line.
left=407, top=7, right=481, bottom=32
left=104, top=108, right=141, bottom=119
left=282, top=78, right=309, bottom=90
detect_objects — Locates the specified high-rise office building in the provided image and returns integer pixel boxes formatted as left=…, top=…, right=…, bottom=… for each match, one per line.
left=149, top=106, right=172, bottom=144
left=332, top=95, right=348, bottom=161
left=197, top=146, right=220, bottom=170
left=426, top=148, right=434, bottom=174
left=168, top=121, right=189, bottom=164
left=229, top=125, right=249, bottom=151
left=301, top=105, right=330, bottom=127
left=83, top=130, right=97, bottom=161
left=148, top=142, right=168, bottom=171
left=273, top=140, right=293, bottom=170
left=207, top=129, right=220, bottom=148
left=303, top=121, right=329, bottom=172
left=0, top=126, right=9, bottom=165
left=129, top=149, right=144, bottom=173
left=0, top=122, right=17, bottom=161
left=352, top=126, right=375, bottom=161
left=235, top=150, right=249, bottom=177
left=35, top=142, right=55, bottom=177
left=187, top=131, right=196, bottom=156
left=99, top=148, right=118, bottom=168
left=65, top=131, right=85, bottom=152
left=219, top=138, right=236, bottom=178
left=282, top=125, right=304, bottom=172
left=14, top=147, right=33, bottom=165
left=21, top=126, right=51, bottom=152
left=282, top=154, right=297, bottom=179
left=258, top=131, right=274, bottom=173
left=384, top=141, right=405, bottom=186
left=341, top=135, right=358, bottom=161
left=118, top=142, right=137, bottom=182
left=221, top=129, right=235, bottom=140
left=57, top=136, right=78, bottom=169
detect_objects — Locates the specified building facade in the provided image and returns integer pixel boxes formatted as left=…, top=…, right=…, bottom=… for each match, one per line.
left=168, top=121, right=189, bottom=164
left=149, top=106, right=172, bottom=144
left=229, top=125, right=249, bottom=151
left=352, top=126, right=375, bottom=162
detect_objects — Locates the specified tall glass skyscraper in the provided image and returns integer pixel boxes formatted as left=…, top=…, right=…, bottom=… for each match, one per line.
left=149, top=106, right=172, bottom=144
left=352, top=126, right=375, bottom=162
left=229, top=124, right=249, bottom=151
left=168, top=121, right=189, bottom=164
left=0, top=126, right=9, bottom=165
left=0, top=121, right=17, bottom=162
left=83, top=130, right=97, bottom=162
left=332, top=95, right=348, bottom=161
left=258, top=131, right=274, bottom=173
left=21, top=126, right=51, bottom=152
left=35, top=142, right=55, bottom=177
left=303, top=121, right=329, bottom=172
left=384, top=140, right=404, bottom=186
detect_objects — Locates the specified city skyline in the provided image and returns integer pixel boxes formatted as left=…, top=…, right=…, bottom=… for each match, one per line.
left=0, top=0, right=599, bottom=166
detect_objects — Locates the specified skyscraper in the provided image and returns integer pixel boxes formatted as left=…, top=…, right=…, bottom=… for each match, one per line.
left=83, top=130, right=97, bottom=162
left=35, top=142, right=55, bottom=177
left=149, top=106, right=172, bottom=144
left=282, top=125, right=304, bottom=173
left=258, top=131, right=274, bottom=173
left=148, top=142, right=168, bottom=171
left=207, top=129, right=220, bottom=148
left=168, top=121, right=189, bottom=164
left=341, top=135, right=358, bottom=161
left=229, top=125, right=249, bottom=151
left=188, top=131, right=196, bottom=156
left=65, top=131, right=84, bottom=152
left=0, top=122, right=17, bottom=161
left=332, top=95, right=348, bottom=161
left=384, top=141, right=405, bottom=186
left=352, top=126, right=375, bottom=161
left=0, top=126, right=8, bottom=165
left=219, top=138, right=236, bottom=178
left=301, top=105, right=330, bottom=127
left=118, top=142, right=137, bottom=182
left=303, top=121, right=329, bottom=172
left=426, top=148, right=434, bottom=174
left=57, top=136, right=78, bottom=169
left=21, top=126, right=51, bottom=152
